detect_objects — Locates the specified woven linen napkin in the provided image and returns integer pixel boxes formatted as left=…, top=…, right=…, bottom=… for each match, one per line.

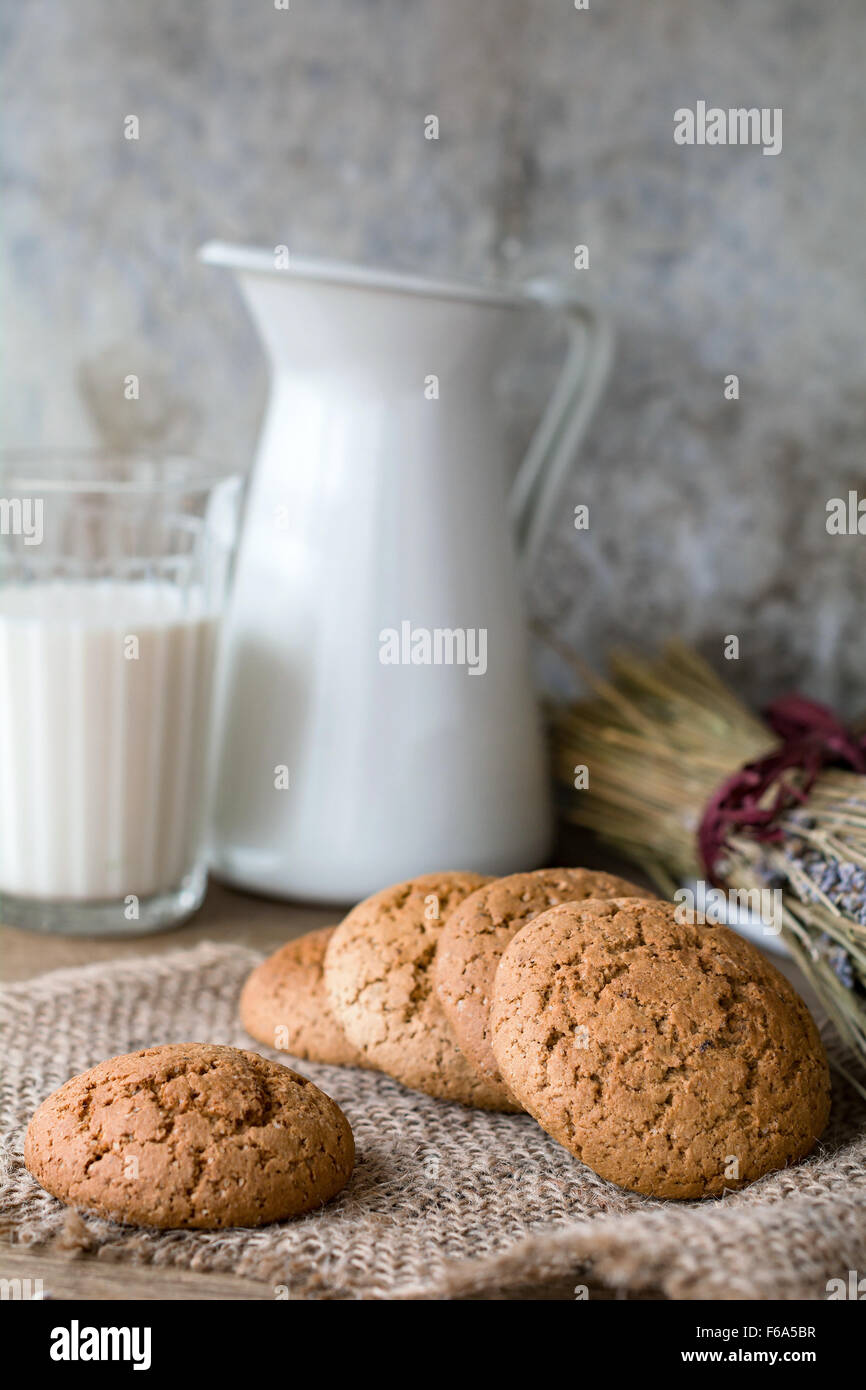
left=2, top=941, right=865, bottom=1300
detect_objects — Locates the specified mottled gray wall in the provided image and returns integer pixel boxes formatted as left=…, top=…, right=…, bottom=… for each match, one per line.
left=3, top=0, right=865, bottom=709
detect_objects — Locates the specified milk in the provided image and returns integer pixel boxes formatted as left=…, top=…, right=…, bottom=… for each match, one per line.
left=0, top=581, right=218, bottom=901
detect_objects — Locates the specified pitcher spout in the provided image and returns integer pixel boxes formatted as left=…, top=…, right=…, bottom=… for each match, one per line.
left=197, top=239, right=521, bottom=380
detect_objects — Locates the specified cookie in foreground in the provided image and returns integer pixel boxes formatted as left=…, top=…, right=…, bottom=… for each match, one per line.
left=240, top=926, right=363, bottom=1066
left=24, top=1042, right=354, bottom=1228
left=490, top=897, right=831, bottom=1199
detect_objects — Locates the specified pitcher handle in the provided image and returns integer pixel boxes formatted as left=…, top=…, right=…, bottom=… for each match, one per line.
left=509, top=281, right=614, bottom=570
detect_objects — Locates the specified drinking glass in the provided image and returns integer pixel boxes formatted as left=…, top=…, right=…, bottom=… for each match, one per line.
left=0, top=453, right=243, bottom=934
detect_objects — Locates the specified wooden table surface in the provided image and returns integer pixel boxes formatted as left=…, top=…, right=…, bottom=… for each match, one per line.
left=0, top=835, right=816, bottom=1302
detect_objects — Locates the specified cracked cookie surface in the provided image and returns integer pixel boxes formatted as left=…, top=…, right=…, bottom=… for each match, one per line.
left=490, top=898, right=831, bottom=1199
left=24, top=1043, right=354, bottom=1228
left=434, top=867, right=651, bottom=1109
left=240, top=927, right=362, bottom=1067
left=324, top=871, right=510, bottom=1108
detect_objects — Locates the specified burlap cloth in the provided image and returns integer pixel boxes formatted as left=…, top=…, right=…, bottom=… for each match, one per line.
left=2, top=942, right=865, bottom=1300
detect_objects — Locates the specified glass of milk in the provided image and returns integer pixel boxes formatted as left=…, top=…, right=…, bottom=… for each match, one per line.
left=0, top=454, right=243, bottom=935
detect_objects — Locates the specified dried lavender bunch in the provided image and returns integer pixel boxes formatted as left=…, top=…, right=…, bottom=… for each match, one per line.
left=552, top=641, right=866, bottom=1092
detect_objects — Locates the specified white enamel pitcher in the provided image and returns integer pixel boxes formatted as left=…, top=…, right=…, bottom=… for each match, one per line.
left=199, top=243, right=612, bottom=904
